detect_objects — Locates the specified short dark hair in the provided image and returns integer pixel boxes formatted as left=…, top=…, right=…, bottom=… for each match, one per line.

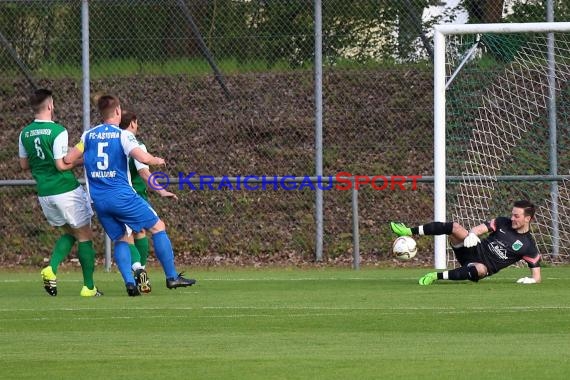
left=30, top=88, right=53, bottom=113
left=97, top=94, right=120, bottom=120
left=513, top=200, right=535, bottom=219
left=119, top=109, right=137, bottom=130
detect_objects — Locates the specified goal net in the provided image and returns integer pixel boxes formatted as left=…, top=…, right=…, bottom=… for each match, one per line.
left=433, top=23, right=570, bottom=268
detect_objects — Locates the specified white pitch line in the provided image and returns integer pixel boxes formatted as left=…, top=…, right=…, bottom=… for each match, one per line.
left=1, top=305, right=570, bottom=313
left=0, top=312, right=350, bottom=322
left=201, top=305, right=570, bottom=311
left=0, top=306, right=566, bottom=323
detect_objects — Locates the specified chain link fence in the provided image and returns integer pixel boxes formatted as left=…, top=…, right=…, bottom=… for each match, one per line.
left=1, top=0, right=567, bottom=267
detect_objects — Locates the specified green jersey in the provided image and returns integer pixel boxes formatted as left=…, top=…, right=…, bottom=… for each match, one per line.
left=18, top=120, right=79, bottom=196
left=129, top=142, right=149, bottom=201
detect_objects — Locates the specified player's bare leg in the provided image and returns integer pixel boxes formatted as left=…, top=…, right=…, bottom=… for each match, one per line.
left=448, top=222, right=469, bottom=246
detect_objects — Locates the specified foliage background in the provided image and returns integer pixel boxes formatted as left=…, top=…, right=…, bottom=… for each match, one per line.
left=0, top=0, right=568, bottom=267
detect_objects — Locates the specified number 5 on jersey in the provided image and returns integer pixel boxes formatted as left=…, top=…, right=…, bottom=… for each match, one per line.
left=97, top=142, right=109, bottom=170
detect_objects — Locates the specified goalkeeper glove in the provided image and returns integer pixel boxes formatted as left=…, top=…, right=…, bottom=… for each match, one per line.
left=516, top=277, right=537, bottom=284
left=463, top=232, right=480, bottom=248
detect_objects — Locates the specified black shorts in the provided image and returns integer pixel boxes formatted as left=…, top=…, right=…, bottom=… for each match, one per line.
left=451, top=246, right=482, bottom=267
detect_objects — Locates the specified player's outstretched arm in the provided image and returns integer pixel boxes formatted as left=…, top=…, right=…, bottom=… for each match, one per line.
left=130, top=147, right=165, bottom=166
left=517, top=267, right=541, bottom=284
left=470, top=223, right=490, bottom=236
left=138, top=167, right=178, bottom=200
left=464, top=223, right=488, bottom=248
left=56, top=150, right=83, bottom=171
left=530, top=267, right=541, bottom=283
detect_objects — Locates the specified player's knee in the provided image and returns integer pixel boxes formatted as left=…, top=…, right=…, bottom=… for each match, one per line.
left=448, top=222, right=468, bottom=246
left=451, top=222, right=468, bottom=238
left=148, top=219, right=166, bottom=234
left=71, top=223, right=93, bottom=241
left=466, top=263, right=487, bottom=282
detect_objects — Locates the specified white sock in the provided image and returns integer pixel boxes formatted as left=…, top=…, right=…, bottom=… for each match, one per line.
left=132, top=262, right=143, bottom=271
left=442, top=271, right=449, bottom=280
left=418, top=225, right=424, bottom=235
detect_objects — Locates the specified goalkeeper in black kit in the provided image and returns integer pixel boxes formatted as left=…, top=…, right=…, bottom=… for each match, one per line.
left=390, top=200, right=541, bottom=285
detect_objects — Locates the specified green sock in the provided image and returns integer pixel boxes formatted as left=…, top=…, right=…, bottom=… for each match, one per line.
left=129, top=244, right=141, bottom=266
left=77, top=241, right=96, bottom=289
left=49, top=234, right=76, bottom=274
left=135, top=236, right=150, bottom=266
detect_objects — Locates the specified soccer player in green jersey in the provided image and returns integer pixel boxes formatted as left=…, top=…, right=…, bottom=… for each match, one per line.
left=119, top=109, right=178, bottom=293
left=18, top=89, right=102, bottom=297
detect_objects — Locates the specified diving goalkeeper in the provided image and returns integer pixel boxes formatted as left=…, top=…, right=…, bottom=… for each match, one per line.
left=390, top=200, right=541, bottom=285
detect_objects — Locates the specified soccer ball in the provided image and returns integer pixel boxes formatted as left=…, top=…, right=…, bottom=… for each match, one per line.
left=392, top=236, right=417, bottom=260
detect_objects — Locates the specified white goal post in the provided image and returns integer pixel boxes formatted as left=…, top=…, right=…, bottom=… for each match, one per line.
left=433, top=22, right=570, bottom=269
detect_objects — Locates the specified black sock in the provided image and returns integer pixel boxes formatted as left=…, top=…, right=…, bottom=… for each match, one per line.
left=412, top=222, right=453, bottom=236
left=447, top=266, right=470, bottom=280
left=443, top=266, right=479, bottom=281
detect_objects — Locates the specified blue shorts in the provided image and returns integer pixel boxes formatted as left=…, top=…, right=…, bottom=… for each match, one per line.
left=92, top=190, right=159, bottom=241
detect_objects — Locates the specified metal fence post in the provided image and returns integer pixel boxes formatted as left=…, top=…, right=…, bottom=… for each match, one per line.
left=352, top=186, right=360, bottom=270
left=314, top=0, right=323, bottom=261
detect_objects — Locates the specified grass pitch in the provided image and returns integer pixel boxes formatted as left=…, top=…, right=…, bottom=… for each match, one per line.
left=1, top=266, right=570, bottom=380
